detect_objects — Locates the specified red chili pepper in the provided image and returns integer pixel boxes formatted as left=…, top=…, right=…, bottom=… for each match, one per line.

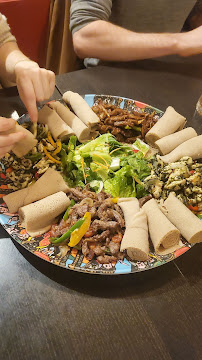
left=132, top=149, right=139, bottom=153
left=35, top=171, right=40, bottom=179
left=188, top=204, right=199, bottom=212
left=189, top=170, right=195, bottom=174
left=6, top=167, right=13, bottom=173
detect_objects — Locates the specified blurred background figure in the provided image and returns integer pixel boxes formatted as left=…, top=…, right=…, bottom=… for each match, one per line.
left=70, top=0, right=202, bottom=67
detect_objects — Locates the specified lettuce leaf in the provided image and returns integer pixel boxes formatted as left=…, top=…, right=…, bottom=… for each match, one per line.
left=127, top=154, right=151, bottom=180
left=61, top=134, right=151, bottom=198
left=104, top=166, right=136, bottom=198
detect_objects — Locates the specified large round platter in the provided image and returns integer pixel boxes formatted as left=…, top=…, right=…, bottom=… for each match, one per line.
left=0, top=94, right=195, bottom=275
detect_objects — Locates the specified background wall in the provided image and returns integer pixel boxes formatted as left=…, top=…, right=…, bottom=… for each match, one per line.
left=0, top=0, right=50, bottom=66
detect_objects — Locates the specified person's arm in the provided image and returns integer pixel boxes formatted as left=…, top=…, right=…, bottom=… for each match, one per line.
left=0, top=117, right=26, bottom=158
left=73, top=20, right=202, bottom=61
left=0, top=41, right=55, bottom=123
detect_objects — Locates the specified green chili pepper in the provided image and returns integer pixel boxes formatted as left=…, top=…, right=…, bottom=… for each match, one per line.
left=104, top=247, right=111, bottom=254
left=50, top=217, right=85, bottom=245
left=63, top=199, right=75, bottom=221
left=25, top=153, right=42, bottom=162
left=133, top=126, right=142, bottom=132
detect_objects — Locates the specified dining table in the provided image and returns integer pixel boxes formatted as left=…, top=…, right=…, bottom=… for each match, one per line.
left=0, top=55, right=202, bottom=360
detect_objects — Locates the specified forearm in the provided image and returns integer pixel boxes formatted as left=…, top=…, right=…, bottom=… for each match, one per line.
left=73, top=20, right=181, bottom=61
left=0, top=41, right=36, bottom=85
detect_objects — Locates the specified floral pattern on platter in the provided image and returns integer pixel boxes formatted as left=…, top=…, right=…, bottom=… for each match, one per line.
left=0, top=94, right=193, bottom=275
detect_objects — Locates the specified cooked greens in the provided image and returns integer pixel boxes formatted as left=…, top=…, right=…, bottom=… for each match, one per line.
left=144, top=155, right=202, bottom=210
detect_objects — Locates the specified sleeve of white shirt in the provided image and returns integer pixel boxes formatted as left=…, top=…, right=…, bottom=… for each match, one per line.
left=0, top=13, right=16, bottom=48
left=70, top=0, right=112, bottom=34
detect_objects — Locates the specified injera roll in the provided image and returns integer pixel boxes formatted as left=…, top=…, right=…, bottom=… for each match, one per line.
left=117, top=197, right=140, bottom=227
left=160, top=135, right=202, bottom=163
left=48, top=101, right=91, bottom=142
left=63, top=91, right=100, bottom=129
left=3, top=123, right=37, bottom=158
left=19, top=192, right=70, bottom=236
left=155, top=127, right=197, bottom=155
left=121, top=209, right=149, bottom=261
left=3, top=168, right=69, bottom=214
left=164, top=193, right=202, bottom=244
left=38, top=105, right=74, bottom=141
left=145, top=106, right=186, bottom=146
left=142, top=198, right=181, bottom=254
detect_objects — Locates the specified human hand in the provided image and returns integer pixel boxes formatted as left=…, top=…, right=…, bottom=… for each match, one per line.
left=177, top=25, right=202, bottom=57
left=0, top=117, right=26, bottom=158
left=14, top=61, right=55, bottom=123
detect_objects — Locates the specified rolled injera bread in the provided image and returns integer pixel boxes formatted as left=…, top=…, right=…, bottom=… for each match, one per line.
left=19, top=192, right=70, bottom=236
left=38, top=105, right=74, bottom=141
left=48, top=101, right=91, bottom=142
left=117, top=197, right=140, bottom=227
left=142, top=198, right=181, bottom=254
left=160, top=135, right=202, bottom=163
left=3, top=168, right=69, bottom=213
left=145, top=106, right=186, bottom=146
left=155, top=127, right=197, bottom=155
left=63, top=91, right=100, bottom=129
left=3, top=123, right=37, bottom=158
left=164, top=193, right=202, bottom=244
left=121, top=209, right=149, bottom=261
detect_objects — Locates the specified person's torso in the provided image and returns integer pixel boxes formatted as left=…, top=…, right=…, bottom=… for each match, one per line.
left=110, top=0, right=198, bottom=33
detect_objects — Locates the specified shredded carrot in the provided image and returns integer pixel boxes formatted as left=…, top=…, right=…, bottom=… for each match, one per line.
left=93, top=161, right=108, bottom=169
left=94, top=154, right=110, bottom=167
left=52, top=140, right=62, bottom=156
left=133, top=176, right=142, bottom=185
left=92, top=167, right=104, bottom=173
left=109, top=148, right=122, bottom=155
left=43, top=147, right=61, bottom=164
left=47, top=131, right=56, bottom=147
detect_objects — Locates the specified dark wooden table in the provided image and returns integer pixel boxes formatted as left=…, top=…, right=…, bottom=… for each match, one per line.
left=1, top=58, right=202, bottom=360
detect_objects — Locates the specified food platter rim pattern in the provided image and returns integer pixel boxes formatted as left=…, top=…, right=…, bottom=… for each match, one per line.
left=84, top=94, right=164, bottom=114
left=0, top=94, right=197, bottom=275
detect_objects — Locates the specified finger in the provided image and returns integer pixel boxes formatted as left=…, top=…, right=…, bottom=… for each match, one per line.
left=31, top=69, right=46, bottom=102
left=40, top=69, right=50, bottom=99
left=48, top=70, right=55, bottom=98
left=0, top=117, right=16, bottom=132
left=0, top=131, right=26, bottom=147
left=17, top=78, right=38, bottom=123
left=0, top=145, right=14, bottom=159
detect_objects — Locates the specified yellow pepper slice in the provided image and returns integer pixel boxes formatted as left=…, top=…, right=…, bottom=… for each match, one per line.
left=43, top=146, right=61, bottom=164
left=52, top=140, right=62, bottom=156
left=68, top=212, right=91, bottom=247
left=47, top=131, right=56, bottom=147
left=111, top=197, right=119, bottom=204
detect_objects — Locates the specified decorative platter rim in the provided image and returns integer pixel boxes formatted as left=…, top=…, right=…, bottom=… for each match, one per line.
left=0, top=94, right=195, bottom=275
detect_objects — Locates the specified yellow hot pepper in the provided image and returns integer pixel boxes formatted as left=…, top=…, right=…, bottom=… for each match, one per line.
left=68, top=212, right=91, bottom=247
left=43, top=146, right=61, bottom=164
left=111, top=197, right=119, bottom=204
left=47, top=131, right=56, bottom=147
left=52, top=140, right=62, bottom=156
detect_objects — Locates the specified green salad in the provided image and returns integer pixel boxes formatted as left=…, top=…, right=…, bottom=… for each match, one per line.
left=60, top=134, right=151, bottom=198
